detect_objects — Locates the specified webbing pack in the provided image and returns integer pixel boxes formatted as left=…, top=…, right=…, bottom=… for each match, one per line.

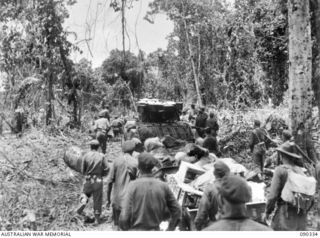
left=281, top=166, right=316, bottom=212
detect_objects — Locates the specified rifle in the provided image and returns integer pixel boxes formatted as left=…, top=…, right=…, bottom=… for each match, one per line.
left=295, top=144, right=316, bottom=176
left=295, top=144, right=315, bottom=166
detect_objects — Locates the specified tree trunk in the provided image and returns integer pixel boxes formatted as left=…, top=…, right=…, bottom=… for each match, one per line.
left=46, top=69, right=54, bottom=125
left=288, top=0, right=313, bottom=134
left=311, top=0, right=320, bottom=121
left=197, top=32, right=201, bottom=80
left=181, top=3, right=202, bottom=107
left=124, top=81, right=137, bottom=113
left=121, top=0, right=126, bottom=69
left=0, top=117, right=3, bottom=135
left=78, top=89, right=83, bottom=127
left=72, top=87, right=78, bottom=126
left=183, top=18, right=202, bottom=107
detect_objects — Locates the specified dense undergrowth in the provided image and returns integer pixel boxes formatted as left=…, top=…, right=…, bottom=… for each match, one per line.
left=0, top=105, right=319, bottom=230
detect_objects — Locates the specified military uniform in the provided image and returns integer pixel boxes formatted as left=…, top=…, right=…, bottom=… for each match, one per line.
left=206, top=117, right=219, bottom=135
left=188, top=107, right=197, bottom=123
left=203, top=135, right=220, bottom=156
left=249, top=127, right=271, bottom=172
left=194, top=161, right=230, bottom=230
left=119, top=175, right=181, bottom=231
left=203, top=217, right=272, bottom=231
left=195, top=111, right=208, bottom=138
left=94, top=115, right=110, bottom=154
left=266, top=165, right=308, bottom=230
left=265, top=142, right=309, bottom=231
left=107, top=141, right=139, bottom=227
left=194, top=180, right=221, bottom=230
left=203, top=175, right=271, bottom=231
left=77, top=143, right=109, bottom=221
left=119, top=153, right=181, bottom=231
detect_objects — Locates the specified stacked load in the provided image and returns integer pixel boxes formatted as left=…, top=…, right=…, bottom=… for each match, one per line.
left=144, top=137, right=215, bottom=179
left=63, top=146, right=87, bottom=173
left=191, top=158, right=248, bottom=191
left=63, top=146, right=109, bottom=174
left=165, top=149, right=267, bottom=225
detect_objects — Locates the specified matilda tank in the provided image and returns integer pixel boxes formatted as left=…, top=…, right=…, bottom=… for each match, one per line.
left=125, top=98, right=194, bottom=143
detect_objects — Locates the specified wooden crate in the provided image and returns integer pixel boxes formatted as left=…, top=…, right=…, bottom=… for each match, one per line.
left=175, top=161, right=206, bottom=183
left=246, top=202, right=266, bottom=224
left=167, top=174, right=203, bottom=205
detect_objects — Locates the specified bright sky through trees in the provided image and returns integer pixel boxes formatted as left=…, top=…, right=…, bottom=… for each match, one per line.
left=64, top=0, right=174, bottom=68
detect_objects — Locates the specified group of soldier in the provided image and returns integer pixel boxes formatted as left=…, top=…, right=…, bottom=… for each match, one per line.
left=181, top=104, right=221, bottom=156
left=77, top=105, right=320, bottom=231
left=76, top=137, right=181, bottom=230
left=249, top=119, right=319, bottom=231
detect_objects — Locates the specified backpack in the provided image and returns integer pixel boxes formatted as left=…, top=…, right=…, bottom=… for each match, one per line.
left=281, top=166, right=316, bottom=212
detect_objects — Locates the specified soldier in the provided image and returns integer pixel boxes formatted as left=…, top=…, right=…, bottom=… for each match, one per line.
left=110, top=115, right=125, bottom=140
left=249, top=119, right=275, bottom=173
left=76, top=140, right=109, bottom=225
left=119, top=152, right=181, bottom=231
left=203, top=175, right=271, bottom=231
left=206, top=111, right=219, bottom=135
left=106, top=140, right=139, bottom=230
left=195, top=107, right=208, bottom=138
left=194, top=161, right=230, bottom=230
left=264, top=141, right=314, bottom=230
left=94, top=110, right=111, bottom=154
left=180, top=109, right=189, bottom=122
left=188, top=104, right=197, bottom=123
left=203, top=127, right=221, bottom=156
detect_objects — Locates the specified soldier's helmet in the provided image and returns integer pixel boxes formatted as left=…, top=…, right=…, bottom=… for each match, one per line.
left=98, top=109, right=109, bottom=118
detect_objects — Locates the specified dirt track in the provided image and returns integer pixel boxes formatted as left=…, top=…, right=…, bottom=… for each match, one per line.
left=0, top=108, right=319, bottom=231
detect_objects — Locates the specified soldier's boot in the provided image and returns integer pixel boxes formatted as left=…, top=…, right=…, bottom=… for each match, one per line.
left=76, top=194, right=89, bottom=215
left=93, top=214, right=101, bottom=226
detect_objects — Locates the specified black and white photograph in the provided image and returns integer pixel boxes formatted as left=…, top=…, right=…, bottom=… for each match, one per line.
left=0, top=0, right=319, bottom=235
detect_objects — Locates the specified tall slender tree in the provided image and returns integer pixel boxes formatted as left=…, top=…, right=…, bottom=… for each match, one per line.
left=311, top=0, right=320, bottom=120
left=288, top=0, right=313, bottom=134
